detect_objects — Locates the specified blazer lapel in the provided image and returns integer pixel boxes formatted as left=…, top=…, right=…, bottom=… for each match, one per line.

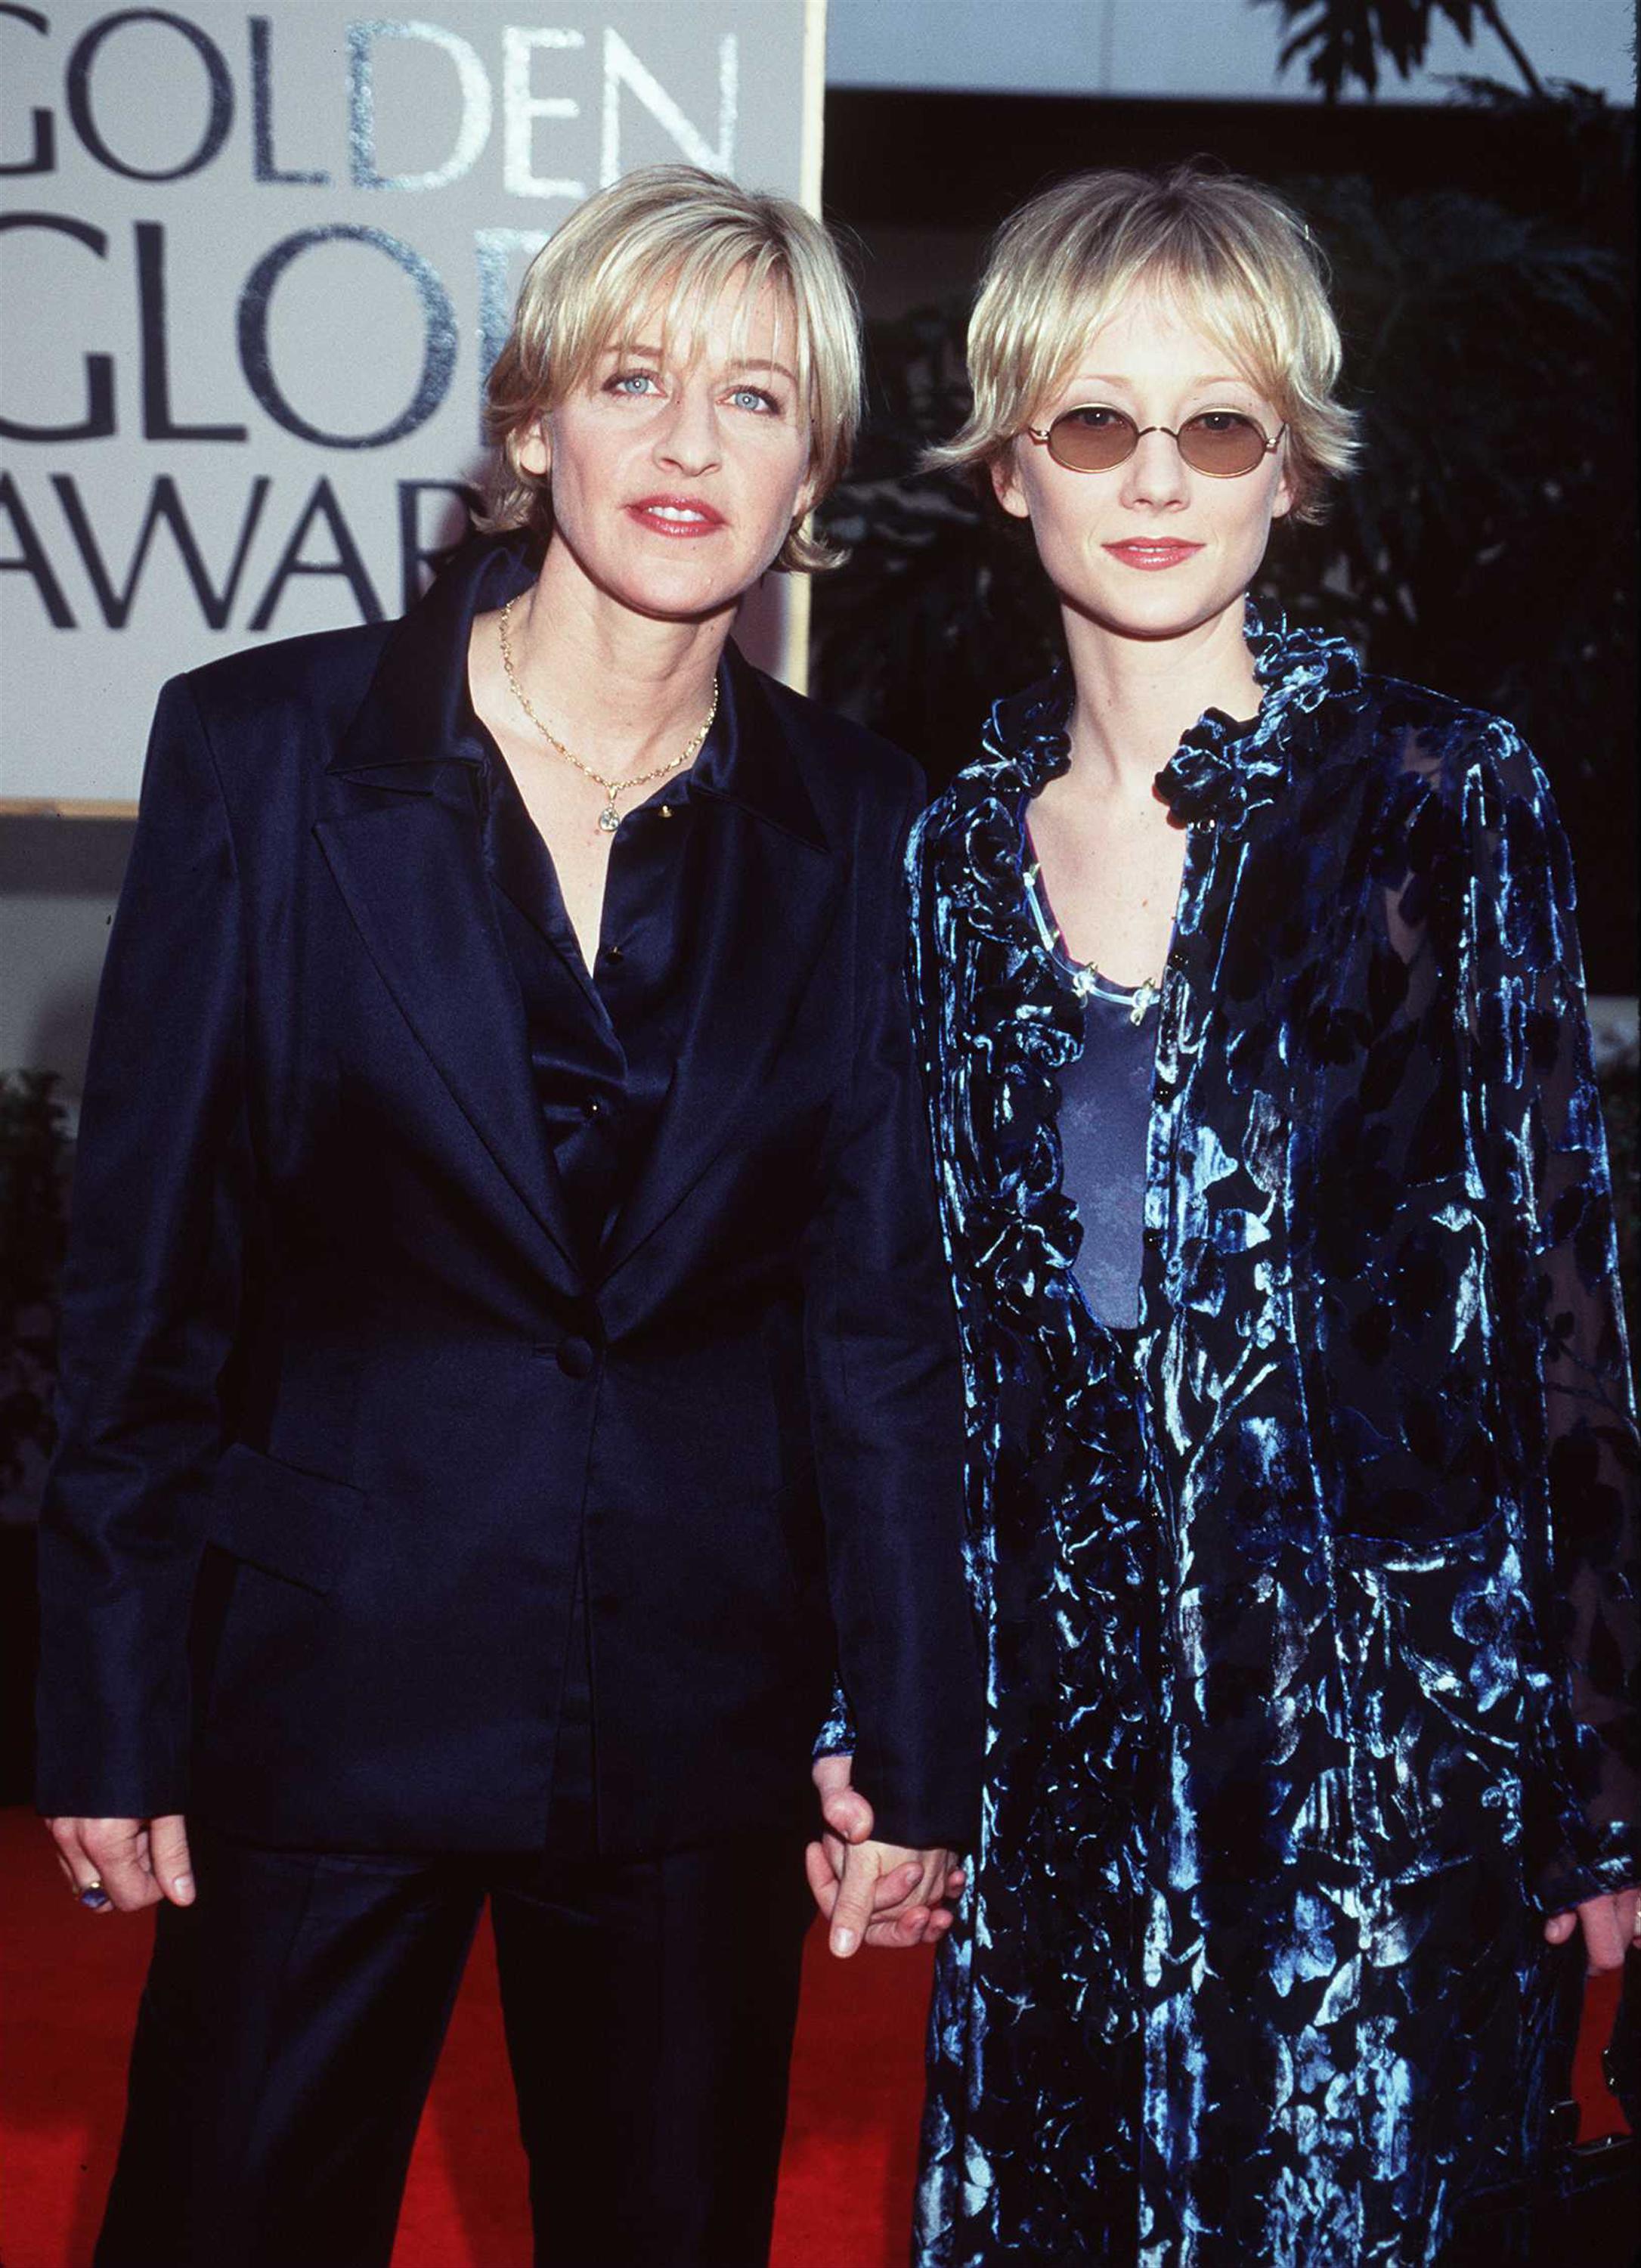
left=314, top=533, right=583, bottom=1285
left=601, top=655, right=839, bottom=1278
left=316, top=785, right=584, bottom=1284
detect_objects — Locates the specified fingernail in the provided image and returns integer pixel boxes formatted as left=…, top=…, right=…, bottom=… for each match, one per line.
left=172, top=1874, right=194, bottom=1901
left=832, top=1927, right=857, bottom=1957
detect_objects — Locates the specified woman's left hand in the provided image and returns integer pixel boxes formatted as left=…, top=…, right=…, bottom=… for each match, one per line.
left=1543, top=1885, right=1639, bottom=1972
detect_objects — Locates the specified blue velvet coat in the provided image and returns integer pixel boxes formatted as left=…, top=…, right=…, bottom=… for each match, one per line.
left=907, top=613, right=1639, bottom=2265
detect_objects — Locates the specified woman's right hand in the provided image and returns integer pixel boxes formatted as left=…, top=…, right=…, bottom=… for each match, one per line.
left=44, top=1814, right=195, bottom=1913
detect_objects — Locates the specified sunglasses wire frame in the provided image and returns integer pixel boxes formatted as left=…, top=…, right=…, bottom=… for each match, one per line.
left=1024, top=408, right=1287, bottom=478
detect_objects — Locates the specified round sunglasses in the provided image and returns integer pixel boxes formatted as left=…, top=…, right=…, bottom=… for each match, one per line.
left=1025, top=404, right=1286, bottom=479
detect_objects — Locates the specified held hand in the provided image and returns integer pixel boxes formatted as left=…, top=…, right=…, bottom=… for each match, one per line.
left=1543, top=1884, right=1639, bottom=1972
left=45, top=1815, right=195, bottom=1916
left=807, top=1753, right=965, bottom=1954
left=811, top=1752, right=964, bottom=1898
left=807, top=1834, right=958, bottom=1957
left=812, top=1750, right=876, bottom=1854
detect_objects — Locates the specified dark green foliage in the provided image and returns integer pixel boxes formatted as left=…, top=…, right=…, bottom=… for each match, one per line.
left=811, top=308, right=1062, bottom=763
left=0, top=1072, right=68, bottom=1507
left=1254, top=0, right=1550, bottom=101
left=1253, top=172, right=1631, bottom=789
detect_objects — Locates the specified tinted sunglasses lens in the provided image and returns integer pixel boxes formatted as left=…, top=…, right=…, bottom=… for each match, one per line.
left=1178, top=413, right=1268, bottom=476
left=1046, top=407, right=1138, bottom=472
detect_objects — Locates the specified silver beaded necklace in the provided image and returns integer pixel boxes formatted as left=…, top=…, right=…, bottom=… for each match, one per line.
left=1023, top=858, right=1162, bottom=1026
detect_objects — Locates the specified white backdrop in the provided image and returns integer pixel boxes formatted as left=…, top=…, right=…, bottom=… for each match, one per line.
left=0, top=0, right=823, bottom=805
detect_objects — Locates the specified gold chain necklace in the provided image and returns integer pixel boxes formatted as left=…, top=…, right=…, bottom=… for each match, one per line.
left=497, top=596, right=720, bottom=835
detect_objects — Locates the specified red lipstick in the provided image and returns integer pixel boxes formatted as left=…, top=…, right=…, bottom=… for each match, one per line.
left=1104, top=541, right=1203, bottom=571
left=627, top=494, right=726, bottom=538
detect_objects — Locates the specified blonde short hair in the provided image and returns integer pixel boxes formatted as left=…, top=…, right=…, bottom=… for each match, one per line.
left=929, top=165, right=1359, bottom=523
left=482, top=165, right=862, bottom=573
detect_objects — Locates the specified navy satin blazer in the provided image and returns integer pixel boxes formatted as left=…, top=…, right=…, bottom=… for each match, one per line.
left=35, top=537, right=982, bottom=1858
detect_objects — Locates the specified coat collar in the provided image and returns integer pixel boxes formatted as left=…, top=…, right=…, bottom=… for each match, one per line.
left=327, top=531, right=825, bottom=849
left=917, top=603, right=1364, bottom=1347
left=950, top=601, right=1362, bottom=849
left=327, top=531, right=525, bottom=784
left=1155, top=606, right=1363, bottom=826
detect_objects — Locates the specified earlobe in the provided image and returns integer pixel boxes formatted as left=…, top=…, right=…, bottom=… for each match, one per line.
left=516, top=417, right=550, bottom=479
left=991, top=448, right=1031, bottom=522
left=1270, top=439, right=1296, bottom=523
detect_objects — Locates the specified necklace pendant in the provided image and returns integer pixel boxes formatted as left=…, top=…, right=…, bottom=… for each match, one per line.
left=597, top=803, right=621, bottom=835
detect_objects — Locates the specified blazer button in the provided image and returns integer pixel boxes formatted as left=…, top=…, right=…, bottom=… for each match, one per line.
left=1141, top=1225, right=1163, bottom=1251
left=557, top=1336, right=596, bottom=1379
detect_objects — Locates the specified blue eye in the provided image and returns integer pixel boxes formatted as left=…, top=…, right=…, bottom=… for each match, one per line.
left=608, top=370, right=661, bottom=397
left=729, top=386, right=779, bottom=414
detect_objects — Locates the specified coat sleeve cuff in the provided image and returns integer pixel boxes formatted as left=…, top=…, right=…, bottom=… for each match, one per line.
left=1534, top=1818, right=1641, bottom=1913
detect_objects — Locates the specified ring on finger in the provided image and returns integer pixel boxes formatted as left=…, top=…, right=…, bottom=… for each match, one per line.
left=76, top=1873, right=112, bottom=1910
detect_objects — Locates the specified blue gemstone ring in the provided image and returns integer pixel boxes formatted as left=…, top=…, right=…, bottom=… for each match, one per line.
left=77, top=1877, right=111, bottom=1910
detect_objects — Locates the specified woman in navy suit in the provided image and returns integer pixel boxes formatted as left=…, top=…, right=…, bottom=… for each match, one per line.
left=36, top=164, right=980, bottom=2268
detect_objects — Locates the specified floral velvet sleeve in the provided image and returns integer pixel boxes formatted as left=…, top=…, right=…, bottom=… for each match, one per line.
left=814, top=1679, right=856, bottom=1759
left=1470, top=724, right=1641, bottom=1907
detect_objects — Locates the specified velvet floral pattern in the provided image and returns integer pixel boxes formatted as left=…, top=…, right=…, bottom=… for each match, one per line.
left=908, top=610, right=1639, bottom=2266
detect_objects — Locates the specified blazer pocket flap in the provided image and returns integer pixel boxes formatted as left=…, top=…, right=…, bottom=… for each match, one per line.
left=207, top=1442, right=361, bottom=1595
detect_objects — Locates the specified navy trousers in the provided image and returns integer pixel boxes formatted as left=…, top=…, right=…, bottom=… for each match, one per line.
left=92, top=1605, right=816, bottom=2268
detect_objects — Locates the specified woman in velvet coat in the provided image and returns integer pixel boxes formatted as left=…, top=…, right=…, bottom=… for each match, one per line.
left=816, top=166, right=1638, bottom=2266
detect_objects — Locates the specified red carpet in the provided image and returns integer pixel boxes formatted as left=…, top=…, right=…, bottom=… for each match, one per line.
left=0, top=1804, right=1625, bottom=2266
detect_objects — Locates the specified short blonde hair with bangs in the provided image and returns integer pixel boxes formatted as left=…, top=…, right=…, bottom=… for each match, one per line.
left=482, top=165, right=862, bottom=573
left=930, top=165, right=1358, bottom=524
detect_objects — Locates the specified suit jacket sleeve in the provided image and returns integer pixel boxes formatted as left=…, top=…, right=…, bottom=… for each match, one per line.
left=800, top=773, right=983, bottom=1852
left=36, top=674, right=252, bottom=1820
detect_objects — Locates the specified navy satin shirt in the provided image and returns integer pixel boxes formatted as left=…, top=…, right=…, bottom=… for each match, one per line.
left=478, top=739, right=712, bottom=1261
